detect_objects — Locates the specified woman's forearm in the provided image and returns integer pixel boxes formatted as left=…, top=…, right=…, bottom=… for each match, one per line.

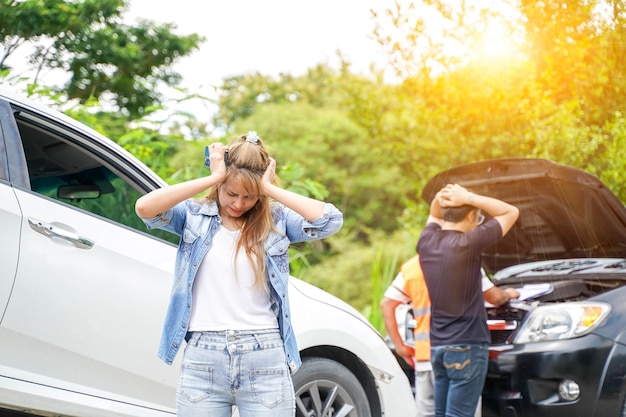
left=263, top=183, right=325, bottom=221
left=136, top=175, right=221, bottom=218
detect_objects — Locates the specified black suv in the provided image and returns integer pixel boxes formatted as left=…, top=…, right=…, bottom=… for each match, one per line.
left=421, top=158, right=626, bottom=417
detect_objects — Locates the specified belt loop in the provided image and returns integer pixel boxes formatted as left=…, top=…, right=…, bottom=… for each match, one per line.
left=252, top=332, right=263, bottom=348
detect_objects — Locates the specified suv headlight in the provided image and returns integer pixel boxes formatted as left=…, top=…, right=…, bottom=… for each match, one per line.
left=513, top=301, right=610, bottom=344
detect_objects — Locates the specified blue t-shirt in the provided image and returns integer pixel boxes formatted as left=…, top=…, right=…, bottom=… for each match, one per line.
left=417, top=219, right=502, bottom=346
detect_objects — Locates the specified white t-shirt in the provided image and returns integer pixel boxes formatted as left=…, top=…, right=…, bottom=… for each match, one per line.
left=189, top=226, right=278, bottom=331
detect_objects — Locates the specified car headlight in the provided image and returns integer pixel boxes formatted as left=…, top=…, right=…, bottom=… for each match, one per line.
left=513, top=301, right=610, bottom=344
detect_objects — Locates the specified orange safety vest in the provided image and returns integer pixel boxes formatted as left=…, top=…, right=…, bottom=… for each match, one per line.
left=400, top=254, right=431, bottom=362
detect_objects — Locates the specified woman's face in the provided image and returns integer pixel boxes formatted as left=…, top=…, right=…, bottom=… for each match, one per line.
left=218, top=178, right=259, bottom=218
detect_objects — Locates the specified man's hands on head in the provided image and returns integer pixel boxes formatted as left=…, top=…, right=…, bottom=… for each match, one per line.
left=438, top=184, right=473, bottom=208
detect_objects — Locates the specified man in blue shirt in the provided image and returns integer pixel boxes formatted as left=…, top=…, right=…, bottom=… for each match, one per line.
left=417, top=183, right=519, bottom=417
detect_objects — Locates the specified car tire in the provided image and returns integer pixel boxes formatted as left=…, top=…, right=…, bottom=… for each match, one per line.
left=293, top=357, right=372, bottom=417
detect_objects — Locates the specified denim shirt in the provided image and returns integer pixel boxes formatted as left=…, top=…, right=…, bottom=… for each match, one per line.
left=139, top=199, right=343, bottom=373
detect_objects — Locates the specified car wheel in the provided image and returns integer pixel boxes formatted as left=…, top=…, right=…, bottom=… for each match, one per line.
left=293, top=357, right=372, bottom=417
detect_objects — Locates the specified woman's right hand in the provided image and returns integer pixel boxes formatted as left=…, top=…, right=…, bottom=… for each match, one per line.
left=207, top=142, right=227, bottom=181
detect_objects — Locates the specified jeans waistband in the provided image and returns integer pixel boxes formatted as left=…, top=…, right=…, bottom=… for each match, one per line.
left=186, top=328, right=282, bottom=348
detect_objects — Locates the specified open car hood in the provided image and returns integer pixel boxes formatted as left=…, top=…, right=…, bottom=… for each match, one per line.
left=422, top=158, right=626, bottom=274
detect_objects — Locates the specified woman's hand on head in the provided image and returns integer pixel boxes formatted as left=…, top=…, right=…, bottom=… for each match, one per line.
left=208, top=142, right=227, bottom=180
left=261, top=157, right=276, bottom=194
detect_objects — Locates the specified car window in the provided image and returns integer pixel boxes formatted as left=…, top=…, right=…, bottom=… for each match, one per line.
left=14, top=112, right=179, bottom=246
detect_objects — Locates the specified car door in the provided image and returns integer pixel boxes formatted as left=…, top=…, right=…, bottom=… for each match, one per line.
left=0, top=110, right=22, bottom=323
left=0, top=181, right=21, bottom=323
left=0, top=97, right=180, bottom=413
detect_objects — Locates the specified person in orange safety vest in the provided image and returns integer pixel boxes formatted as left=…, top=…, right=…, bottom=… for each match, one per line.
left=381, top=254, right=519, bottom=417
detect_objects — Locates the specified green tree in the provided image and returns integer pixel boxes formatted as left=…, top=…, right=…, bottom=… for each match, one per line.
left=301, top=229, right=414, bottom=314
left=214, top=62, right=373, bottom=131
left=518, top=0, right=626, bottom=125
left=0, top=0, right=203, bottom=118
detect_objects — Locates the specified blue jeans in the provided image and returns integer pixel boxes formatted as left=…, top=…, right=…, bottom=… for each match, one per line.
left=177, top=329, right=295, bottom=417
left=431, top=343, right=488, bottom=417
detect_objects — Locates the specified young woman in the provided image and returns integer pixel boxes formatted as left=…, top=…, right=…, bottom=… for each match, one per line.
left=135, top=132, right=343, bottom=417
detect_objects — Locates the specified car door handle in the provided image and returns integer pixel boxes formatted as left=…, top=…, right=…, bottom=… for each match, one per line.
left=28, top=218, right=94, bottom=250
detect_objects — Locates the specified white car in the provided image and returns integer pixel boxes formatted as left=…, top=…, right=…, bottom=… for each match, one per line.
left=0, top=90, right=417, bottom=417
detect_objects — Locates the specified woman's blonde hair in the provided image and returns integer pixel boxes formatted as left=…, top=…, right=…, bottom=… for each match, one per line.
left=201, top=132, right=275, bottom=292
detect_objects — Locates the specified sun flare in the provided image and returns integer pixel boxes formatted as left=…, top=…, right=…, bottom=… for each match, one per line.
left=475, top=24, right=520, bottom=61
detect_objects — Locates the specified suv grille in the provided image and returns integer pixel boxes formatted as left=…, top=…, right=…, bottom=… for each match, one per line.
left=487, top=307, right=527, bottom=345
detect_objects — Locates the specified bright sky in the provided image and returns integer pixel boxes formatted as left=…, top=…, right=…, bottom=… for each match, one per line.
left=127, top=0, right=388, bottom=81
left=127, top=0, right=390, bottom=118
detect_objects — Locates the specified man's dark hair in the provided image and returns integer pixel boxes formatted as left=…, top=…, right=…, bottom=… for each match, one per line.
left=442, top=205, right=475, bottom=223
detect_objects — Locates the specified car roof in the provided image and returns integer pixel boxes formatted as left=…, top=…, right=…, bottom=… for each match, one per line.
left=422, top=158, right=626, bottom=274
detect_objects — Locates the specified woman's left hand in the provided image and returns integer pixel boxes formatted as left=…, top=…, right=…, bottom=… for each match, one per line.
left=262, top=158, right=276, bottom=194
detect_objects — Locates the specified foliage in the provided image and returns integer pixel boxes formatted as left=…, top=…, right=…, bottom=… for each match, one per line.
left=0, top=0, right=203, bottom=118
left=300, top=229, right=414, bottom=313
left=599, top=114, right=626, bottom=199
left=368, top=0, right=626, bottom=198
left=365, top=244, right=406, bottom=334
left=520, top=0, right=626, bottom=125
